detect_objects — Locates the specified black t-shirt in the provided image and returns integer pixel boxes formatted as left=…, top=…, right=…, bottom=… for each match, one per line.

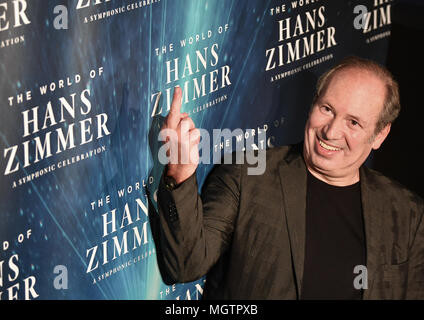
left=301, top=170, right=366, bottom=300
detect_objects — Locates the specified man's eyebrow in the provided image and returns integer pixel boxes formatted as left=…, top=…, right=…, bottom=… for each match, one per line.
left=320, top=99, right=367, bottom=125
left=317, top=99, right=332, bottom=108
left=346, top=113, right=366, bottom=124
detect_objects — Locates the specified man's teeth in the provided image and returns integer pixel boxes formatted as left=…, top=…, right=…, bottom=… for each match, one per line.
left=319, top=139, right=341, bottom=151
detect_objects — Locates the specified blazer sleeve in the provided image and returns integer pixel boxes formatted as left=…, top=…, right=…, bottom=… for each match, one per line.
left=154, top=161, right=242, bottom=284
left=406, top=197, right=424, bottom=299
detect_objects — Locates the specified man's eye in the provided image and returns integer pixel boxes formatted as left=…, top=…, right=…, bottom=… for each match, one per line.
left=321, top=106, right=332, bottom=113
left=350, top=120, right=359, bottom=126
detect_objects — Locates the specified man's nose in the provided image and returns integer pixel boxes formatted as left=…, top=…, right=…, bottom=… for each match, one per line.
left=322, top=118, right=344, bottom=140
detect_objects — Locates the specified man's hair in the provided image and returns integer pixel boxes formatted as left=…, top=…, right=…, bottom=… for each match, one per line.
left=313, top=56, right=401, bottom=136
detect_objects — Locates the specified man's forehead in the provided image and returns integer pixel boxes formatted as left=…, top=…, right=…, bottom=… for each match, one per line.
left=321, top=67, right=386, bottom=113
left=329, top=67, right=384, bottom=88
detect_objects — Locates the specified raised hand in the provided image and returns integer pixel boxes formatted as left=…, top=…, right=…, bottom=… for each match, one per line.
left=160, top=86, right=200, bottom=184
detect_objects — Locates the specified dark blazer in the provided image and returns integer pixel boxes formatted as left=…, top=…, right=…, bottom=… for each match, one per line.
left=151, top=144, right=424, bottom=299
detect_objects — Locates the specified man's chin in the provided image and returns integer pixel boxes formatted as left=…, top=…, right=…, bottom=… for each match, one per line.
left=307, top=155, right=340, bottom=175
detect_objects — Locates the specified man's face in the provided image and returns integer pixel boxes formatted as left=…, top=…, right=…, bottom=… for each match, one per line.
left=303, top=67, right=390, bottom=184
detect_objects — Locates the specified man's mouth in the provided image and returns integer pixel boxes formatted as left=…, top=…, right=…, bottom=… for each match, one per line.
left=318, top=138, right=342, bottom=151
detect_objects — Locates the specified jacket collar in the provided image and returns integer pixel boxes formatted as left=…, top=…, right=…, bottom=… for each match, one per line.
left=359, top=166, right=385, bottom=299
left=278, top=143, right=307, bottom=298
left=278, top=143, right=383, bottom=299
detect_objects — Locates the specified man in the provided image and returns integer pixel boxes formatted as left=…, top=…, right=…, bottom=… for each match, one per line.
left=150, top=56, right=424, bottom=299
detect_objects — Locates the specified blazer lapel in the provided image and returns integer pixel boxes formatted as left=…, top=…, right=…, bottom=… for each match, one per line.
left=278, top=145, right=307, bottom=298
left=360, top=166, right=385, bottom=299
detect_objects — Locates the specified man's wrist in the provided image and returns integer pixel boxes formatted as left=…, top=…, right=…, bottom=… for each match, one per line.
left=165, top=165, right=195, bottom=186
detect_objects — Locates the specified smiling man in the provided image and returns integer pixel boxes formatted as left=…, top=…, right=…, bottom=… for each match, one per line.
left=152, top=56, right=424, bottom=299
left=303, top=60, right=394, bottom=186
left=300, top=58, right=406, bottom=299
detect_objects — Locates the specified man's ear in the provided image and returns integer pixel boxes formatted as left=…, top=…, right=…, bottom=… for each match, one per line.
left=371, top=123, right=391, bottom=150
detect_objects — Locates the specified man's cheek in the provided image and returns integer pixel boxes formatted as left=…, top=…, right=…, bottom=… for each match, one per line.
left=309, top=115, right=326, bottom=129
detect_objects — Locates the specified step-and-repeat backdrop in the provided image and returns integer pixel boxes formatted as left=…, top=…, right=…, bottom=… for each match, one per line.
left=0, top=0, right=393, bottom=300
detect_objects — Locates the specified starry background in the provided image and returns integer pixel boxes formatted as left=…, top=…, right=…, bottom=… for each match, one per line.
left=0, top=0, right=391, bottom=299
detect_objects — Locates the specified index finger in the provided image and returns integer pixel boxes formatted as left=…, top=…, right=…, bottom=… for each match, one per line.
left=167, top=86, right=182, bottom=129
